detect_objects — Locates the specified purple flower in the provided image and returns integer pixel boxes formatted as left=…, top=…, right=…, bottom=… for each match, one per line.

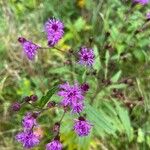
left=78, top=47, right=95, bottom=67
left=16, top=131, right=40, bottom=148
left=73, top=117, right=92, bottom=137
left=46, top=140, right=62, bottom=150
left=22, top=113, right=37, bottom=130
left=146, top=12, right=150, bottom=20
left=44, top=18, right=64, bottom=47
left=18, top=37, right=40, bottom=60
left=58, top=82, right=84, bottom=108
left=133, top=0, right=149, bottom=5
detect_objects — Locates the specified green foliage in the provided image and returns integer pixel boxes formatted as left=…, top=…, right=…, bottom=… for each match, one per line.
left=0, top=0, right=150, bottom=149
left=38, top=86, right=58, bottom=107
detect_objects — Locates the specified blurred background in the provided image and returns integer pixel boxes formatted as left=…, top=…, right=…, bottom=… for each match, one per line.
left=0, top=0, right=150, bottom=149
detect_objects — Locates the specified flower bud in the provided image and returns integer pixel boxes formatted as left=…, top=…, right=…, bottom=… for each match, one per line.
left=47, top=101, right=56, bottom=108
left=53, top=122, right=60, bottom=133
left=11, top=102, right=21, bottom=111
left=30, top=95, right=38, bottom=102
left=81, top=83, right=89, bottom=93
left=18, top=37, right=26, bottom=43
left=23, top=96, right=31, bottom=102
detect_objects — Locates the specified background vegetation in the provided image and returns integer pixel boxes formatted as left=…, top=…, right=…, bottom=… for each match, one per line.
left=0, top=0, right=150, bottom=149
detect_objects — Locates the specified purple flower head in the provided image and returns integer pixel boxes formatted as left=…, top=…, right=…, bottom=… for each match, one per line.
left=22, top=113, right=37, bottom=130
left=146, top=12, right=150, bottom=20
left=44, top=18, right=64, bottom=47
left=81, top=83, right=89, bottom=93
left=58, top=82, right=84, bottom=108
left=18, top=37, right=40, bottom=60
left=16, top=131, right=40, bottom=148
left=78, top=47, right=95, bottom=67
left=73, top=117, right=92, bottom=137
left=133, top=0, right=149, bottom=5
left=46, top=140, right=62, bottom=150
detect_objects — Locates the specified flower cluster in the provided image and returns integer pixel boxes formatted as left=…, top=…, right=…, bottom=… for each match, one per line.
left=16, top=18, right=94, bottom=150
left=58, top=82, right=92, bottom=137
left=16, top=113, right=40, bottom=148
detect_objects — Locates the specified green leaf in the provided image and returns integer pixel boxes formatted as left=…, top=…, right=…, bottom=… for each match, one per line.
left=85, top=103, right=117, bottom=137
left=113, top=100, right=134, bottom=141
left=93, top=45, right=101, bottom=71
left=74, top=17, right=86, bottom=32
left=111, top=70, right=122, bottom=83
left=38, top=86, right=58, bottom=107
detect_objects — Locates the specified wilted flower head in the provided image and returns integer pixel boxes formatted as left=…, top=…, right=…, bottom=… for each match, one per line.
left=78, top=47, right=95, bottom=67
left=44, top=18, right=64, bottom=47
left=16, top=131, right=40, bottom=148
left=146, top=12, right=150, bottom=20
left=46, top=140, right=62, bottom=150
left=58, top=82, right=84, bottom=108
left=18, top=37, right=40, bottom=60
left=73, top=117, right=92, bottom=136
left=22, top=113, right=37, bottom=130
left=133, top=0, right=149, bottom=5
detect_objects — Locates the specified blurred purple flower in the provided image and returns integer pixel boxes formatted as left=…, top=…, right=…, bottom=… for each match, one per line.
left=18, top=37, right=40, bottom=60
left=22, top=113, right=37, bottom=130
left=73, top=117, right=92, bottom=136
left=44, top=18, right=64, bottom=47
left=133, top=0, right=149, bottom=5
left=146, top=12, right=150, bottom=20
left=46, top=140, right=62, bottom=150
left=16, top=131, right=40, bottom=148
left=58, top=82, right=84, bottom=108
left=78, top=47, right=95, bottom=67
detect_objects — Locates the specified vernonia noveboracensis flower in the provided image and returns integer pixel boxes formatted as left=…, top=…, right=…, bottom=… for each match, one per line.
left=78, top=47, right=95, bottom=67
left=58, top=82, right=84, bottom=106
left=58, top=82, right=84, bottom=113
left=16, top=131, right=40, bottom=148
left=44, top=18, right=64, bottom=47
left=18, top=37, right=40, bottom=60
left=73, top=117, right=92, bottom=137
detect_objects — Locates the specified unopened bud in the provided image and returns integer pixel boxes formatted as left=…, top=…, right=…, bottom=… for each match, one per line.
left=30, top=95, right=38, bottom=102
left=11, top=102, right=21, bottom=111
